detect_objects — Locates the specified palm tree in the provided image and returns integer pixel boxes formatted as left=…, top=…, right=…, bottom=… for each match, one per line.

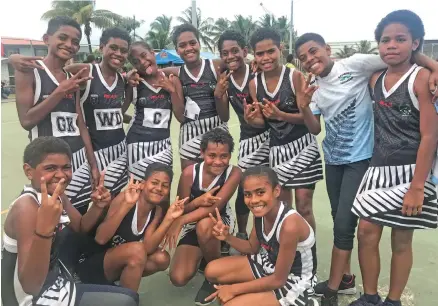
left=336, top=45, right=356, bottom=58
left=211, top=18, right=231, bottom=46
left=354, top=40, right=377, bottom=54
left=116, top=16, right=144, bottom=41
left=177, top=7, right=215, bottom=52
left=259, top=14, right=276, bottom=28
left=145, top=15, right=173, bottom=50
left=231, top=15, right=258, bottom=51
left=41, top=0, right=122, bottom=53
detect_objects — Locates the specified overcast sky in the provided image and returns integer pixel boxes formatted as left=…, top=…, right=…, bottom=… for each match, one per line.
left=1, top=0, right=437, bottom=46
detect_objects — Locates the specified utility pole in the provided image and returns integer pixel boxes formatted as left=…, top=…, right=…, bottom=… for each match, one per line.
left=191, top=0, right=198, bottom=28
left=289, top=0, right=294, bottom=54
left=133, top=15, right=136, bottom=39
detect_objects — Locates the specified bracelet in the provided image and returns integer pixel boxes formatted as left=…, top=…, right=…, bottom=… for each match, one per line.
left=34, top=230, right=54, bottom=239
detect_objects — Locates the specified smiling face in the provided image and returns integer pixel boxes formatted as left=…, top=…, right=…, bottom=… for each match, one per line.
left=220, top=40, right=247, bottom=71
left=253, top=39, right=281, bottom=72
left=44, top=25, right=81, bottom=61
left=24, top=153, right=72, bottom=195
left=378, top=23, right=419, bottom=66
left=130, top=44, right=158, bottom=76
left=201, top=142, right=231, bottom=176
left=100, top=37, right=129, bottom=71
left=143, top=171, right=171, bottom=205
left=243, top=175, right=281, bottom=217
left=176, top=31, right=201, bottom=64
left=297, top=40, right=332, bottom=76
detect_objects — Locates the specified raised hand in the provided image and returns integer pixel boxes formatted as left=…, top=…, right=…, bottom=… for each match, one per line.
left=197, top=185, right=222, bottom=207
left=165, top=196, right=189, bottom=221
left=35, top=177, right=66, bottom=236
left=214, top=69, right=233, bottom=98
left=124, top=174, right=143, bottom=207
left=91, top=171, right=112, bottom=209
left=126, top=69, right=144, bottom=87
left=297, top=73, right=318, bottom=109
left=261, top=99, right=282, bottom=120
left=152, top=70, right=176, bottom=93
left=8, top=55, right=44, bottom=72
left=243, top=98, right=262, bottom=123
left=209, top=207, right=230, bottom=241
left=58, top=68, right=93, bottom=95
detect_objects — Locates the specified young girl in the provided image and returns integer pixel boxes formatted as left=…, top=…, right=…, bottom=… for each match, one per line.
left=164, top=24, right=229, bottom=170
left=165, top=128, right=241, bottom=305
left=124, top=41, right=185, bottom=181
left=350, top=10, right=438, bottom=306
left=204, top=166, right=318, bottom=306
left=75, top=163, right=187, bottom=292
left=1, top=137, right=139, bottom=306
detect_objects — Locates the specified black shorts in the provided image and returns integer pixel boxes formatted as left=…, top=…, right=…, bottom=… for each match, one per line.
left=75, top=243, right=112, bottom=285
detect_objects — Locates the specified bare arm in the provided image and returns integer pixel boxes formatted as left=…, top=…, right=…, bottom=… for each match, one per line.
left=214, top=67, right=230, bottom=122
left=177, top=166, right=196, bottom=212
left=168, top=75, right=185, bottom=123
left=247, top=79, right=267, bottom=127
left=413, top=53, right=438, bottom=101
left=161, top=67, right=180, bottom=77
left=64, top=63, right=90, bottom=76
left=62, top=194, right=105, bottom=233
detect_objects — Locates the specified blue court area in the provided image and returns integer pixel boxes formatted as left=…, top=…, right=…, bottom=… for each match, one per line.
left=1, top=101, right=435, bottom=305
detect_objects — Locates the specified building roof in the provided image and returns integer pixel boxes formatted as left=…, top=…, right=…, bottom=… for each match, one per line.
left=1, top=37, right=46, bottom=46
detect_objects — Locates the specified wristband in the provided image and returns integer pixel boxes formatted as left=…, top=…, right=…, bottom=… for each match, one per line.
left=34, top=230, right=54, bottom=239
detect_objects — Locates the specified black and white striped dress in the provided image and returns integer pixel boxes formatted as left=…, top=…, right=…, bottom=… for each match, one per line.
left=249, top=202, right=317, bottom=306
left=126, top=79, right=173, bottom=180
left=31, top=61, right=92, bottom=212
left=352, top=65, right=438, bottom=229
left=228, top=64, right=270, bottom=170
left=256, top=66, right=323, bottom=187
left=178, top=59, right=228, bottom=161
left=81, top=64, right=128, bottom=195
left=1, top=186, right=76, bottom=306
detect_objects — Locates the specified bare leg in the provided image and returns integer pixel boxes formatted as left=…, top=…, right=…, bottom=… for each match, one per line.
left=279, top=187, right=293, bottom=209
left=388, top=228, right=414, bottom=301
left=196, top=217, right=221, bottom=263
left=205, top=256, right=255, bottom=284
left=103, top=242, right=146, bottom=291
left=327, top=247, right=352, bottom=290
left=169, top=244, right=203, bottom=287
left=356, top=219, right=383, bottom=295
left=295, top=188, right=316, bottom=231
left=224, top=292, right=280, bottom=306
left=181, top=159, right=197, bottom=171
left=143, top=250, right=170, bottom=277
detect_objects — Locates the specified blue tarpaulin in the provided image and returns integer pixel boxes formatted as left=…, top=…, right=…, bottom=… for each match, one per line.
left=155, top=49, right=219, bottom=65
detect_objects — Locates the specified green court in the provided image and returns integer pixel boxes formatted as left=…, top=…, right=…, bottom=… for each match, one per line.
left=1, top=101, right=436, bottom=305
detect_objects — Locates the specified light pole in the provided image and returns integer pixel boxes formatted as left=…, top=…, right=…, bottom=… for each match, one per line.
left=191, top=0, right=198, bottom=28
left=289, top=0, right=294, bottom=54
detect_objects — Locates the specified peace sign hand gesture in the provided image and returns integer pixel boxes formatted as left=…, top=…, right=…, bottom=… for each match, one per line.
left=164, top=196, right=189, bottom=221
left=197, top=185, right=222, bottom=207
left=297, top=73, right=318, bottom=109
left=124, top=175, right=143, bottom=208
left=152, top=70, right=176, bottom=93
left=57, top=68, right=93, bottom=95
left=261, top=99, right=282, bottom=120
left=214, top=69, right=233, bottom=98
left=126, top=69, right=144, bottom=87
left=243, top=98, right=262, bottom=123
left=35, top=178, right=66, bottom=236
left=209, top=207, right=230, bottom=241
left=8, top=55, right=45, bottom=72
left=91, top=171, right=112, bottom=209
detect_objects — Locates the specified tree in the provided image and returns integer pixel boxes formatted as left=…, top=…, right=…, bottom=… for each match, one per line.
left=336, top=45, right=356, bottom=58
left=145, top=15, right=173, bottom=50
left=231, top=15, right=258, bottom=51
left=354, top=40, right=377, bottom=54
left=211, top=18, right=231, bottom=46
left=41, top=0, right=122, bottom=53
left=116, top=16, right=144, bottom=40
left=177, top=7, right=215, bottom=52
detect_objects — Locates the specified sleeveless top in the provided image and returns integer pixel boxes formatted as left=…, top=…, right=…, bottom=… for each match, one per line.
left=255, top=202, right=317, bottom=277
left=80, top=64, right=126, bottom=150
left=371, top=64, right=422, bottom=167
left=107, top=202, right=156, bottom=248
left=256, top=66, right=309, bottom=146
left=128, top=79, right=172, bottom=142
left=228, top=64, right=268, bottom=139
left=179, top=59, right=218, bottom=122
left=31, top=60, right=84, bottom=153
left=1, top=186, right=74, bottom=306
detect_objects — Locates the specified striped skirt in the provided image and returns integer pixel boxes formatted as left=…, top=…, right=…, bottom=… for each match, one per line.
left=238, top=131, right=270, bottom=171
left=270, top=133, right=323, bottom=188
left=179, top=116, right=228, bottom=161
left=127, top=138, right=173, bottom=181
left=64, top=147, right=92, bottom=211
left=94, top=140, right=129, bottom=196
left=248, top=252, right=311, bottom=306
left=352, top=164, right=438, bottom=229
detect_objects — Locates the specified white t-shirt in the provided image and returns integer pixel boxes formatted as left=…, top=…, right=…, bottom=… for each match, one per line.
left=311, top=54, right=387, bottom=165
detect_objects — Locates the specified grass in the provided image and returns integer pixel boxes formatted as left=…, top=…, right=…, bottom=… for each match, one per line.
left=1, top=101, right=437, bottom=305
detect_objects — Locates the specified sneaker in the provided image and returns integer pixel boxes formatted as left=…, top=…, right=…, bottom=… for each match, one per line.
left=307, top=297, right=320, bottom=306
left=195, top=279, right=217, bottom=306
left=348, top=295, right=383, bottom=306
left=198, top=258, right=207, bottom=274
left=321, top=295, right=338, bottom=306
left=221, top=241, right=230, bottom=255
left=229, top=233, right=248, bottom=256
left=314, top=275, right=357, bottom=296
